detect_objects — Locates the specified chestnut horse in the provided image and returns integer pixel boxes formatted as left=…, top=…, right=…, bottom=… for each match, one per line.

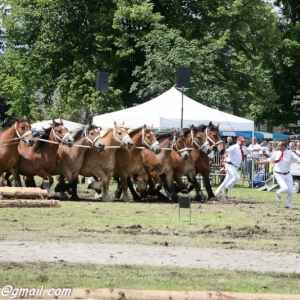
left=188, top=122, right=225, bottom=200
left=79, top=122, right=133, bottom=202
left=0, top=117, right=34, bottom=187
left=54, top=124, right=105, bottom=199
left=138, top=128, right=190, bottom=202
left=114, top=124, right=161, bottom=202
left=172, top=124, right=212, bottom=201
left=18, top=119, right=74, bottom=188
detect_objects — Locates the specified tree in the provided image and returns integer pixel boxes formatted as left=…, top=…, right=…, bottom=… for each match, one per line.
left=132, top=0, right=280, bottom=119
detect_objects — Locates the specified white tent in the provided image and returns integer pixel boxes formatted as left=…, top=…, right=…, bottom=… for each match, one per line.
left=31, top=119, right=85, bottom=136
left=93, top=87, right=254, bottom=132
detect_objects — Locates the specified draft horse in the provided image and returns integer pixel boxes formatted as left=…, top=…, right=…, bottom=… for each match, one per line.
left=138, top=128, right=190, bottom=202
left=18, top=119, right=74, bottom=189
left=0, top=117, right=34, bottom=187
left=113, top=124, right=161, bottom=202
left=54, top=124, right=105, bottom=199
left=173, top=124, right=212, bottom=201
left=188, top=122, right=225, bottom=200
left=79, top=122, right=133, bottom=202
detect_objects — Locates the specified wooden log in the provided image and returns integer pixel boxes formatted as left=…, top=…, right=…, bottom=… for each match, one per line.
left=0, top=187, right=49, bottom=199
left=0, top=200, right=60, bottom=208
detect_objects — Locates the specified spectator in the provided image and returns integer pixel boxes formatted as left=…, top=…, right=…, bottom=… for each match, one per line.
left=225, top=137, right=234, bottom=149
left=246, top=137, right=261, bottom=181
left=296, top=142, right=300, bottom=156
left=289, top=141, right=296, bottom=153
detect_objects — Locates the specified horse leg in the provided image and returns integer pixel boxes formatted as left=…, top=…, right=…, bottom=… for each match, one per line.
left=114, top=177, right=123, bottom=199
left=55, top=174, right=71, bottom=193
left=24, top=175, right=36, bottom=187
left=127, top=176, right=142, bottom=201
left=201, top=169, right=215, bottom=200
left=189, top=176, right=206, bottom=202
left=69, top=179, right=80, bottom=200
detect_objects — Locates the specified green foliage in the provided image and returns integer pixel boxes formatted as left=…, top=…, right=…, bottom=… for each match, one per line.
left=0, top=0, right=293, bottom=126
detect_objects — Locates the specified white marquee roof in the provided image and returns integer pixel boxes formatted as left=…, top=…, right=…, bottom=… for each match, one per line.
left=93, top=87, right=254, bottom=132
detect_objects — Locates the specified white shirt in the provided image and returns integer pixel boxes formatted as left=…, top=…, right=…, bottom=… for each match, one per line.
left=225, top=144, right=253, bottom=167
left=268, top=149, right=300, bottom=173
left=247, top=142, right=261, bottom=159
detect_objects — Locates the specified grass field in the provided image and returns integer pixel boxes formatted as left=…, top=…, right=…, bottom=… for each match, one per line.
left=0, top=181, right=300, bottom=295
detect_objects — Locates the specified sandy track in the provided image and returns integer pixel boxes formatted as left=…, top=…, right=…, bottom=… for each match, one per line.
left=0, top=241, right=299, bottom=274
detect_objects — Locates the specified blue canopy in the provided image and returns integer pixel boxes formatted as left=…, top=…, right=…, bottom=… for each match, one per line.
left=220, top=131, right=288, bottom=139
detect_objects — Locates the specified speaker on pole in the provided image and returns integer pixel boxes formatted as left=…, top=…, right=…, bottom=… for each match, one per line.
left=176, top=67, right=190, bottom=89
left=96, top=72, right=109, bottom=92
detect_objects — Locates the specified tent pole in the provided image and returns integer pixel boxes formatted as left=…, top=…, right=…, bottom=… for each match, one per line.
left=181, top=88, right=184, bottom=128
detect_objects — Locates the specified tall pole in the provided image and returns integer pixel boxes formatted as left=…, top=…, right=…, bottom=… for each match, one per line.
left=181, top=88, right=184, bottom=128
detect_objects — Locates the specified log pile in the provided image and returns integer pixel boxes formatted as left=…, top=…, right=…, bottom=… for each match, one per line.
left=0, top=187, right=60, bottom=208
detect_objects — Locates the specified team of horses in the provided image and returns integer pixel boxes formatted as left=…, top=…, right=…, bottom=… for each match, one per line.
left=0, top=118, right=225, bottom=202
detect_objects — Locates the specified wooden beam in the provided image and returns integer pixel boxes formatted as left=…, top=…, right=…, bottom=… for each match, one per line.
left=0, top=187, right=49, bottom=199
left=0, top=200, right=60, bottom=208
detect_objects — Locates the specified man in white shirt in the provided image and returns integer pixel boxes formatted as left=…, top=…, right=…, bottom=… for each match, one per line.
left=256, top=140, right=300, bottom=209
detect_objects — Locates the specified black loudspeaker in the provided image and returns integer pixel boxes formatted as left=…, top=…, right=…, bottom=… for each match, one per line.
left=96, top=72, right=109, bottom=92
left=176, top=67, right=190, bottom=88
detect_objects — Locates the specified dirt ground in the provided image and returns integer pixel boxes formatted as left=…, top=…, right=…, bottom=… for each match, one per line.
left=0, top=241, right=300, bottom=274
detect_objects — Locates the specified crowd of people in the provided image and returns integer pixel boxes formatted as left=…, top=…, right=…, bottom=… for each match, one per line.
left=215, top=136, right=300, bottom=210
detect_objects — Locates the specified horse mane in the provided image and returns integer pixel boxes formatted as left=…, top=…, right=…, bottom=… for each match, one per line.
left=182, top=125, right=204, bottom=135
left=72, top=124, right=100, bottom=141
left=100, top=127, right=113, bottom=138
left=198, top=122, right=219, bottom=132
left=155, top=128, right=184, bottom=140
left=128, top=125, right=152, bottom=135
left=33, top=127, right=52, bottom=151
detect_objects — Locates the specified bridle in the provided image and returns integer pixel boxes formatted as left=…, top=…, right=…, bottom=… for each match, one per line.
left=15, top=122, right=33, bottom=141
left=113, top=127, right=131, bottom=145
left=204, top=127, right=223, bottom=149
left=52, top=126, right=72, bottom=144
left=190, top=129, right=210, bottom=150
left=85, top=128, right=102, bottom=147
left=170, top=133, right=189, bottom=153
left=141, top=128, right=159, bottom=150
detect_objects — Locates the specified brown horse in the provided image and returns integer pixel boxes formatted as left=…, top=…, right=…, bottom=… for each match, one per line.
left=173, top=124, right=212, bottom=201
left=18, top=119, right=74, bottom=188
left=139, top=128, right=190, bottom=202
left=53, top=124, right=105, bottom=199
left=188, top=122, right=225, bottom=200
left=114, top=124, right=161, bottom=202
left=79, top=122, right=133, bottom=202
left=0, top=117, right=34, bottom=187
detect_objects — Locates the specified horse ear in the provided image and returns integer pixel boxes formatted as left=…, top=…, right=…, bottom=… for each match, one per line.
left=14, top=117, right=20, bottom=122
left=208, top=121, right=213, bottom=127
left=191, top=124, right=194, bottom=130
left=143, top=124, right=147, bottom=129
left=114, top=121, right=117, bottom=128
left=199, top=124, right=206, bottom=132
left=216, top=123, right=220, bottom=128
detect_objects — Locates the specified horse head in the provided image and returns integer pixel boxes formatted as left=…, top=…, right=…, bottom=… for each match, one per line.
left=85, top=124, right=105, bottom=152
left=51, top=119, right=74, bottom=147
left=199, top=122, right=225, bottom=155
left=185, top=124, right=211, bottom=153
left=113, top=121, right=133, bottom=149
left=141, top=124, right=161, bottom=154
left=14, top=117, right=35, bottom=146
left=171, top=128, right=189, bottom=160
